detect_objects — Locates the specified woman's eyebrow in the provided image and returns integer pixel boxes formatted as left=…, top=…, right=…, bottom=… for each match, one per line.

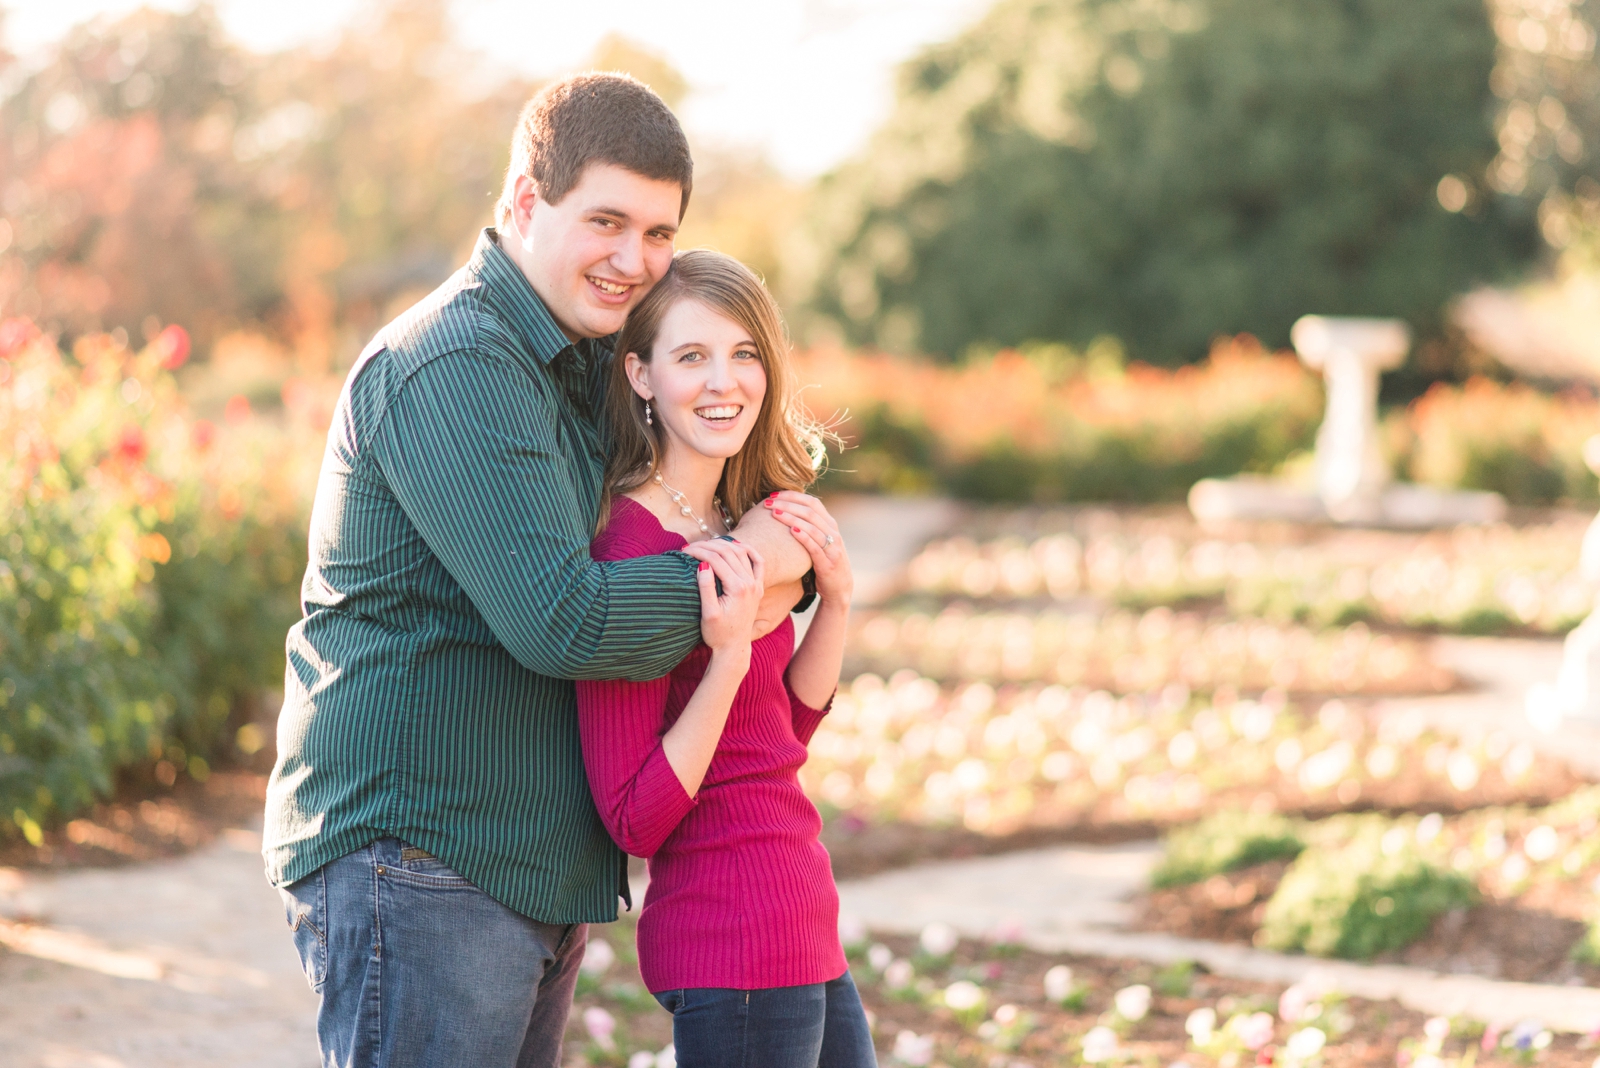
left=667, top=338, right=757, bottom=354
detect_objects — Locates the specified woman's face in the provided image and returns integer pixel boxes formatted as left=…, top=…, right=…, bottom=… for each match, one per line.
left=626, top=298, right=767, bottom=464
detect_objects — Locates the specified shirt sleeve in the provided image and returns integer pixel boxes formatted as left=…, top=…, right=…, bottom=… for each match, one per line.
left=786, top=676, right=836, bottom=746
left=576, top=676, right=698, bottom=857
left=372, top=349, right=702, bottom=682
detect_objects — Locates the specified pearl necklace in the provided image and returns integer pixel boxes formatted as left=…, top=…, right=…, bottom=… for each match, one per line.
left=654, top=473, right=732, bottom=536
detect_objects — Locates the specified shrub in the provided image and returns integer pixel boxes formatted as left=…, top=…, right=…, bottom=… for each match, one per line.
left=1151, top=810, right=1306, bottom=889
left=806, top=335, right=1324, bottom=502
left=0, top=319, right=311, bottom=841
left=1258, top=817, right=1477, bottom=959
left=1393, top=377, right=1600, bottom=504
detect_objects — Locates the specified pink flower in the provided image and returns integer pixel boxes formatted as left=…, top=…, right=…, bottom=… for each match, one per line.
left=155, top=324, right=190, bottom=369
left=1236, top=1012, right=1277, bottom=1052
left=583, top=1006, right=617, bottom=1051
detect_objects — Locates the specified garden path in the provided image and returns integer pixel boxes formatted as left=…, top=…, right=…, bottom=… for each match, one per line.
left=0, top=827, right=317, bottom=1068
left=1395, top=636, right=1600, bottom=780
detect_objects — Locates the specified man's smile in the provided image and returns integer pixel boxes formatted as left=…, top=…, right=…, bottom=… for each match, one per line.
left=586, top=275, right=634, bottom=300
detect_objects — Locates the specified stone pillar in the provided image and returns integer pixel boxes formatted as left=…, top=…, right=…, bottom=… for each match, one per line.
left=1291, top=316, right=1410, bottom=524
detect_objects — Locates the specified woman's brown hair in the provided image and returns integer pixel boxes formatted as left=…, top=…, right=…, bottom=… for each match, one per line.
left=600, top=249, right=826, bottom=530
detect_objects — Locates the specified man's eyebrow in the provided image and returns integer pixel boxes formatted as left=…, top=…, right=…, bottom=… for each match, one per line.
left=588, top=205, right=678, bottom=234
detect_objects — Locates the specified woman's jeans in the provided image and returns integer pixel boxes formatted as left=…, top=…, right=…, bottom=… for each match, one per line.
left=654, top=971, right=878, bottom=1068
left=278, top=837, right=587, bottom=1068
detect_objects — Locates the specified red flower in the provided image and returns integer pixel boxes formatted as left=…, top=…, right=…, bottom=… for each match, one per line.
left=116, top=425, right=147, bottom=464
left=224, top=394, right=251, bottom=423
left=155, top=324, right=191, bottom=370
left=0, top=318, right=40, bottom=359
left=192, top=419, right=217, bottom=451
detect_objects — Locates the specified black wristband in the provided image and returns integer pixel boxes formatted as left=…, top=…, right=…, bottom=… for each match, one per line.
left=792, top=568, right=817, bottom=614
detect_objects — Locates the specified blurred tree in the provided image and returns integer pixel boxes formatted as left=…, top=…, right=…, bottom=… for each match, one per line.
left=0, top=5, right=257, bottom=344
left=586, top=32, right=688, bottom=109
left=798, top=0, right=1557, bottom=364
left=0, top=1, right=534, bottom=366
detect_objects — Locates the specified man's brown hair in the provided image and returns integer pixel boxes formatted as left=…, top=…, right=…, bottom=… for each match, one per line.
left=600, top=250, right=827, bottom=531
left=496, top=73, right=693, bottom=230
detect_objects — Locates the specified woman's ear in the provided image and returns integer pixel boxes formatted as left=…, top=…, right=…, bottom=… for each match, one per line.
left=624, top=352, right=652, bottom=400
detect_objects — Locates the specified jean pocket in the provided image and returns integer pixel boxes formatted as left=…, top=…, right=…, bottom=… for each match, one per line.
left=279, top=871, right=328, bottom=993
left=382, top=846, right=475, bottom=889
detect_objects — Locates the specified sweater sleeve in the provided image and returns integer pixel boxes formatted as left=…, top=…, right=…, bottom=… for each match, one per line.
left=786, top=676, right=836, bottom=746
left=577, top=675, right=698, bottom=858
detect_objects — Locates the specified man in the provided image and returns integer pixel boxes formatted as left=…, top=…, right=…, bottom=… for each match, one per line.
left=264, top=73, right=809, bottom=1067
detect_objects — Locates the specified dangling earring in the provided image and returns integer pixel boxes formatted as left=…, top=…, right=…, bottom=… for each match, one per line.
left=644, top=400, right=653, bottom=426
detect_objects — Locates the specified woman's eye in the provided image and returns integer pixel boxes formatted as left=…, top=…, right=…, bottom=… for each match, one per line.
left=735, top=349, right=760, bottom=361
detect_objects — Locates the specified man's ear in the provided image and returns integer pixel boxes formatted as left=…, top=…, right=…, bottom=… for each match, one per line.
left=508, top=174, right=540, bottom=246
left=624, top=352, right=652, bottom=400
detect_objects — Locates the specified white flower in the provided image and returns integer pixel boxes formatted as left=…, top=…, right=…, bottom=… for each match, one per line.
left=1525, top=825, right=1560, bottom=863
left=628, top=1053, right=656, bottom=1068
left=1185, top=1007, right=1217, bottom=1044
left=1044, top=964, right=1075, bottom=1004
left=885, top=958, right=915, bottom=990
left=920, top=921, right=959, bottom=958
left=1423, top=1017, right=1451, bottom=1043
left=579, top=938, right=615, bottom=977
left=1082, top=1025, right=1120, bottom=1063
left=582, top=1006, right=616, bottom=1051
left=1114, top=984, right=1151, bottom=1022
left=994, top=1004, right=1021, bottom=1026
left=892, top=1029, right=935, bottom=1066
left=945, top=980, right=986, bottom=1012
left=868, top=942, right=894, bottom=972
left=1286, top=1027, right=1326, bottom=1061
left=655, top=1045, right=676, bottom=1068
left=839, top=913, right=869, bottom=948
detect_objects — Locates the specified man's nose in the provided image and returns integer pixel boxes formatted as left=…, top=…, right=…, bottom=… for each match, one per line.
left=610, top=232, right=646, bottom=279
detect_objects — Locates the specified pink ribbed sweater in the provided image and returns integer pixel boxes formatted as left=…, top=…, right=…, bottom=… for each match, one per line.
left=575, top=497, right=846, bottom=994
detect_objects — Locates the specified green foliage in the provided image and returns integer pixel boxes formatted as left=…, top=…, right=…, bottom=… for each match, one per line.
left=801, top=0, right=1547, bottom=363
left=1152, top=810, right=1305, bottom=889
left=0, top=323, right=306, bottom=841
left=1259, top=817, right=1477, bottom=959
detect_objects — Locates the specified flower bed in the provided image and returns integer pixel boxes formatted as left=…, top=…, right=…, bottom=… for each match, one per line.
left=845, top=608, right=1455, bottom=695
left=804, top=672, right=1581, bottom=878
left=565, top=916, right=1598, bottom=1067
left=900, top=510, right=1593, bottom=636
left=1138, top=789, right=1600, bottom=978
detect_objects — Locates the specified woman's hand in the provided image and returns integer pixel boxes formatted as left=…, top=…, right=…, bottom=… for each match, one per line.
left=764, top=492, right=852, bottom=607
left=694, top=538, right=764, bottom=655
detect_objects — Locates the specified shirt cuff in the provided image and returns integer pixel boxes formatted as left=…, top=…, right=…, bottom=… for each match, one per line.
left=617, top=742, right=699, bottom=857
left=786, top=677, right=836, bottom=745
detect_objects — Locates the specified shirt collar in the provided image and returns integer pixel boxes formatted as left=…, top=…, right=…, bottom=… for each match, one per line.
left=470, top=227, right=576, bottom=366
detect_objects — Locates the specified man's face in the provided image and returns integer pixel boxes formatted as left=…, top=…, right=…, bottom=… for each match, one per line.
left=508, top=163, right=681, bottom=340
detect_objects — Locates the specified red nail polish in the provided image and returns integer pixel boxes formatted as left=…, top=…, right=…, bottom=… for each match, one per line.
left=698, top=561, right=709, bottom=572
left=792, top=527, right=801, bottom=533
left=768, top=491, right=779, bottom=498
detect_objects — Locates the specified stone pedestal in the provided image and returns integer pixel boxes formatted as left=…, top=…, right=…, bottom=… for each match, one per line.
left=1527, top=435, right=1600, bottom=729
left=1189, top=315, right=1507, bottom=528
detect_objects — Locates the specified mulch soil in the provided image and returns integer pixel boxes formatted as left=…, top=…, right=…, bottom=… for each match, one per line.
left=0, top=769, right=268, bottom=872
left=1133, top=860, right=1600, bottom=987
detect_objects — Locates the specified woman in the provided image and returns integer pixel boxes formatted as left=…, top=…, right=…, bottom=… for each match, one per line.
left=575, top=249, right=875, bottom=1068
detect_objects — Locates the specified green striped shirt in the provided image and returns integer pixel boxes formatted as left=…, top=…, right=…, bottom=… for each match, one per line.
left=263, top=229, right=702, bottom=922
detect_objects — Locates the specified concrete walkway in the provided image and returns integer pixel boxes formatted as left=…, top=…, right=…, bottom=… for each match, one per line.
left=0, top=829, right=316, bottom=1068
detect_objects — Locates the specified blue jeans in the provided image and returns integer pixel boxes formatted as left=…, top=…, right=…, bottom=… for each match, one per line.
left=278, top=837, right=586, bottom=1068
left=654, top=971, right=878, bottom=1068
